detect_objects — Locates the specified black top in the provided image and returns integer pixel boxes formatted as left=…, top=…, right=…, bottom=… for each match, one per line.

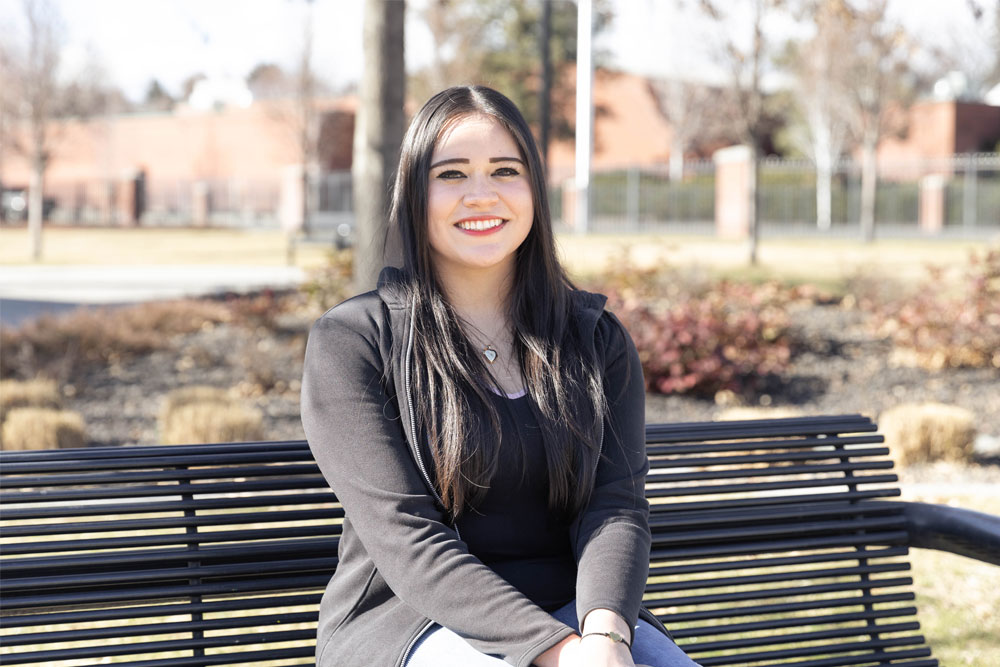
left=458, top=391, right=575, bottom=611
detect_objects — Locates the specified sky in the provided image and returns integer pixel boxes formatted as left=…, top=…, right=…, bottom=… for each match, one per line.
left=0, top=0, right=995, bottom=104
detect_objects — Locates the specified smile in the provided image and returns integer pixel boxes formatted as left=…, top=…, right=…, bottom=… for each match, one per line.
left=455, top=218, right=506, bottom=232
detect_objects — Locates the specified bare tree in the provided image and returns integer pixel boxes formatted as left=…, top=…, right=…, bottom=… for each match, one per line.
left=840, top=0, right=917, bottom=243
left=699, top=0, right=785, bottom=265
left=648, top=78, right=728, bottom=181
left=353, top=0, right=405, bottom=291
left=783, top=0, right=854, bottom=230
left=7, top=0, right=63, bottom=260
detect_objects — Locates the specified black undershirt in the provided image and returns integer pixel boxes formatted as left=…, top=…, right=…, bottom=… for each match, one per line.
left=456, top=390, right=576, bottom=611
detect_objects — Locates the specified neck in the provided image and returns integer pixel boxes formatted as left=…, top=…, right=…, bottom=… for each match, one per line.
left=435, top=262, right=515, bottom=325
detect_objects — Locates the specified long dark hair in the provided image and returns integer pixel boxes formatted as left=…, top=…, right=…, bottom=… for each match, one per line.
left=387, top=85, right=604, bottom=518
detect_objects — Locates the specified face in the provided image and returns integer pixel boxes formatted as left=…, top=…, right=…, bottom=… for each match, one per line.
left=426, top=113, right=534, bottom=284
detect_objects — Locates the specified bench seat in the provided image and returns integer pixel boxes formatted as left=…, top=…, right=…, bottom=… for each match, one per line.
left=2, top=414, right=998, bottom=666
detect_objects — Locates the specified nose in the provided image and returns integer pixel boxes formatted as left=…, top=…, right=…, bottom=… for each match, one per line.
left=462, top=174, right=499, bottom=207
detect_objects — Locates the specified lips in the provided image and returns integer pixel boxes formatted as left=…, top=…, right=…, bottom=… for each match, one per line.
left=455, top=217, right=507, bottom=233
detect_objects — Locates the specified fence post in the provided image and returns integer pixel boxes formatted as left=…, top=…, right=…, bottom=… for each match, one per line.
left=713, top=145, right=751, bottom=239
left=963, top=154, right=977, bottom=231
left=626, top=167, right=639, bottom=230
left=919, top=174, right=945, bottom=235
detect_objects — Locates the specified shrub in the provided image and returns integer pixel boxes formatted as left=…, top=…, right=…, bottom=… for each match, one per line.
left=0, top=299, right=230, bottom=382
left=864, top=248, right=1000, bottom=371
left=300, top=248, right=354, bottom=312
left=159, top=386, right=263, bottom=445
left=589, top=258, right=802, bottom=398
left=0, top=378, right=62, bottom=424
left=1, top=408, right=86, bottom=450
left=879, top=402, right=977, bottom=466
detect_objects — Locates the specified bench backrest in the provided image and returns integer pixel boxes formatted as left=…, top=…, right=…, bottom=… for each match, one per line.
left=0, top=415, right=936, bottom=666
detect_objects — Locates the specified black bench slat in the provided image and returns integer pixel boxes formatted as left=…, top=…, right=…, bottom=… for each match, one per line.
left=2, top=573, right=331, bottom=610
left=647, top=434, right=884, bottom=456
left=646, top=575, right=915, bottom=608
left=0, top=477, right=330, bottom=504
left=650, top=530, right=912, bottom=559
left=647, top=460, right=895, bottom=485
left=650, top=546, right=911, bottom=576
left=0, top=450, right=317, bottom=476
left=646, top=561, right=910, bottom=595
left=2, top=508, right=342, bottom=538
left=650, top=447, right=892, bottom=467
left=1, top=525, right=340, bottom=555
left=1, top=610, right=319, bottom=647
left=697, top=645, right=932, bottom=667
left=647, top=473, right=900, bottom=498
left=1, top=538, right=339, bottom=575
left=1, top=629, right=316, bottom=665
left=654, top=590, right=918, bottom=625
left=0, top=593, right=324, bottom=628
left=0, top=439, right=311, bottom=463
left=651, top=499, right=903, bottom=526
left=1, top=555, right=339, bottom=594
left=649, top=488, right=902, bottom=513
left=669, top=606, right=921, bottom=639
left=0, top=492, right=339, bottom=521
left=2, top=463, right=325, bottom=489
left=651, top=516, right=909, bottom=548
left=693, top=620, right=923, bottom=653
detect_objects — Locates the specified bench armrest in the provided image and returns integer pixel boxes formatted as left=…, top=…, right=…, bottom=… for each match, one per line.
left=896, top=501, right=1000, bottom=565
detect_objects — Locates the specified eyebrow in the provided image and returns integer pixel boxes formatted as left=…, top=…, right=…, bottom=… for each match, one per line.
left=429, top=157, right=525, bottom=169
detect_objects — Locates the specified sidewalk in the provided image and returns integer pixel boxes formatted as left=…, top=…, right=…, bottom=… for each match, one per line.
left=0, top=265, right=306, bottom=327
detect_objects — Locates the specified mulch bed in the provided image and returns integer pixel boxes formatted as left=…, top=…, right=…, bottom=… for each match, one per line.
left=62, top=300, right=1000, bottom=466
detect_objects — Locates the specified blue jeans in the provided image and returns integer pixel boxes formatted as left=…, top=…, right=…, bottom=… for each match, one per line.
left=404, top=601, right=701, bottom=666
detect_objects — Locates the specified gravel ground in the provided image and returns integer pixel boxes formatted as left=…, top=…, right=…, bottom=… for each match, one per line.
left=63, top=301, right=1000, bottom=485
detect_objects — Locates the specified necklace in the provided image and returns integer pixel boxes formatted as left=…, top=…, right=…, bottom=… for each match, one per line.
left=460, top=317, right=506, bottom=365
left=482, top=344, right=498, bottom=364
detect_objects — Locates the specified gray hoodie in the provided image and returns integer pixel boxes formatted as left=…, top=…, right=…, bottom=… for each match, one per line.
left=301, top=268, right=653, bottom=667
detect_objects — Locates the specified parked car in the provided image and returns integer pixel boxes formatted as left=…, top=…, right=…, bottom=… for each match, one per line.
left=1, top=188, right=56, bottom=223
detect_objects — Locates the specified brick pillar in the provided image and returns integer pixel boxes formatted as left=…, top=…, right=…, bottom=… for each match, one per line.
left=713, top=145, right=751, bottom=239
left=919, top=174, right=946, bottom=235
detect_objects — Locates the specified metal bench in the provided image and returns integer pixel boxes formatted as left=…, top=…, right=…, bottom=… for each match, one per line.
left=2, top=414, right=998, bottom=666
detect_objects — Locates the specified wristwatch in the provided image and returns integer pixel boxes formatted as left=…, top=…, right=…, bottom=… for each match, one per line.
left=581, top=630, right=631, bottom=648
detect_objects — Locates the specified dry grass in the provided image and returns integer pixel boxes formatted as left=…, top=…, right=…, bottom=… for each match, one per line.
left=0, top=227, right=330, bottom=268
left=159, top=386, right=264, bottom=445
left=1, top=407, right=86, bottom=450
left=0, top=378, right=62, bottom=423
left=880, top=402, right=977, bottom=466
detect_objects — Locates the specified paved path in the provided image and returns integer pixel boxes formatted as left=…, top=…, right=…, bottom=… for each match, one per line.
left=0, top=265, right=306, bottom=327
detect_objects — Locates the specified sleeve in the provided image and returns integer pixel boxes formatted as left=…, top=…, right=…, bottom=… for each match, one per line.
left=301, top=306, right=574, bottom=667
left=572, top=311, right=651, bottom=640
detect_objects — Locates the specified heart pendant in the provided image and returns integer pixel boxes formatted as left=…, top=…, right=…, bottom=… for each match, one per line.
left=483, top=346, right=498, bottom=364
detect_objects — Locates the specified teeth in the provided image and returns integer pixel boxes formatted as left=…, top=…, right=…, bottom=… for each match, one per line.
left=458, top=218, right=504, bottom=231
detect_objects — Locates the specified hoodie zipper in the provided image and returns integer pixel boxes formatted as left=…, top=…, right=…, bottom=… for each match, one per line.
left=396, top=618, right=435, bottom=667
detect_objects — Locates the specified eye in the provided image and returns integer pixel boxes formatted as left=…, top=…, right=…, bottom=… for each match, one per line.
left=493, top=166, right=521, bottom=177
left=435, top=169, right=465, bottom=180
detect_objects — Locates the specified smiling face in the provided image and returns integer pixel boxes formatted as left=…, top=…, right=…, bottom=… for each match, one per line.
left=426, top=113, right=534, bottom=286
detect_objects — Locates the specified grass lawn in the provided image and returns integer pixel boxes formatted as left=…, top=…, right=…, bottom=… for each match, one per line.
left=0, top=227, right=332, bottom=269
left=2, top=227, right=994, bottom=292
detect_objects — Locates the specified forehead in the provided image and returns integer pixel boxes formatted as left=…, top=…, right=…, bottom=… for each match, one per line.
left=432, top=113, right=522, bottom=158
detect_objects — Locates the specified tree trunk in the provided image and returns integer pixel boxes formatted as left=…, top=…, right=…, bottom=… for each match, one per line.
left=29, top=156, right=44, bottom=261
left=816, top=158, right=833, bottom=231
left=353, top=0, right=406, bottom=292
left=859, top=135, right=878, bottom=243
left=669, top=136, right=684, bottom=182
left=538, top=0, right=551, bottom=169
left=747, top=142, right=759, bottom=266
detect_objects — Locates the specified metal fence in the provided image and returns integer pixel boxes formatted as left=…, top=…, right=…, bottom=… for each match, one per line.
left=21, top=154, right=1000, bottom=237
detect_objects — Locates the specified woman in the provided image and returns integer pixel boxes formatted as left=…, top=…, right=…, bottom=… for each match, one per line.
left=301, top=86, right=700, bottom=667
